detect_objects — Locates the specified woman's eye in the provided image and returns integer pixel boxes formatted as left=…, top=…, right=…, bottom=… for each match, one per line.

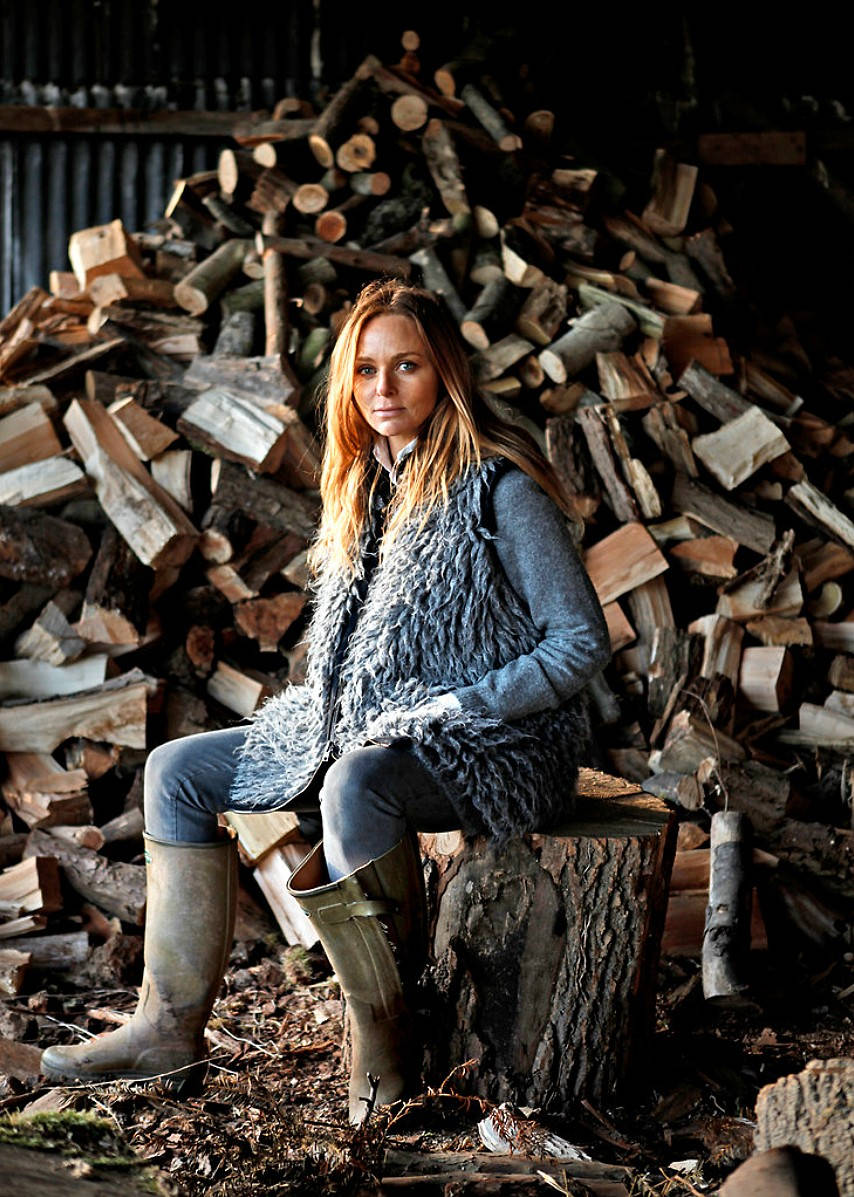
left=356, top=365, right=374, bottom=375
left=399, top=361, right=415, bottom=372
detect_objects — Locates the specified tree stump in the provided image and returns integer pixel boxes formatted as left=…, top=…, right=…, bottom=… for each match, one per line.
left=755, top=1059, right=854, bottom=1197
left=419, top=769, right=676, bottom=1110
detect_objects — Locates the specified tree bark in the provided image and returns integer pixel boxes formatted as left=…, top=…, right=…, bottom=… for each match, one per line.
left=419, top=771, right=676, bottom=1108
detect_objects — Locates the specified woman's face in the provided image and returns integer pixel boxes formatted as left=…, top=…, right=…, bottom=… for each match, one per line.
left=352, top=314, right=441, bottom=458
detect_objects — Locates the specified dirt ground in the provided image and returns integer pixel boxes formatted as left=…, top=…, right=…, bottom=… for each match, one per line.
left=2, top=923, right=852, bottom=1196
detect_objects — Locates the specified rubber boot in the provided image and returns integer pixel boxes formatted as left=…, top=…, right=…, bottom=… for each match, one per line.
left=41, top=833, right=237, bottom=1091
left=287, top=833, right=427, bottom=1124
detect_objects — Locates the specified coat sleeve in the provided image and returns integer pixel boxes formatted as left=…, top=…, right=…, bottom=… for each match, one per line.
left=451, top=467, right=611, bottom=722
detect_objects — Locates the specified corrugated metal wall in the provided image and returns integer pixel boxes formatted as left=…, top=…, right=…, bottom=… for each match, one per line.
left=0, top=0, right=317, bottom=309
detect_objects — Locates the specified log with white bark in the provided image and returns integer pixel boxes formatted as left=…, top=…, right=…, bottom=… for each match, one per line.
left=539, top=302, right=636, bottom=384
left=0, top=669, right=150, bottom=753
left=702, top=810, right=752, bottom=1003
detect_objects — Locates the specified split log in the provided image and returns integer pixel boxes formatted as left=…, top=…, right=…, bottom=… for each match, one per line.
left=702, top=810, right=752, bottom=1003
left=671, top=473, right=777, bottom=555
left=576, top=406, right=639, bottom=522
left=786, top=480, right=854, bottom=551
left=2, top=752, right=91, bottom=829
left=738, top=646, right=793, bottom=712
left=76, top=525, right=151, bottom=648
left=420, top=770, right=675, bottom=1107
left=14, top=590, right=85, bottom=665
left=692, top=406, right=790, bottom=490
left=184, top=352, right=299, bottom=409
left=107, top=397, right=179, bottom=460
left=515, top=278, right=567, bottom=346
left=0, top=669, right=150, bottom=752
left=64, top=398, right=198, bottom=569
left=253, top=840, right=319, bottom=949
left=206, top=661, right=274, bottom=717
left=755, top=1059, right=853, bottom=1197
left=421, top=119, right=470, bottom=221
left=642, top=150, right=698, bottom=236
left=0, top=949, right=30, bottom=995
left=24, top=828, right=146, bottom=924
left=68, top=219, right=144, bottom=288
left=0, top=401, right=62, bottom=474
left=0, top=457, right=89, bottom=508
left=178, top=387, right=299, bottom=474
left=583, top=523, right=669, bottom=606
left=0, top=854, right=62, bottom=914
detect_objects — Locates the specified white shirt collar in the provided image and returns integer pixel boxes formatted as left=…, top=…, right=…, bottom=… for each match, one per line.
left=371, top=436, right=418, bottom=485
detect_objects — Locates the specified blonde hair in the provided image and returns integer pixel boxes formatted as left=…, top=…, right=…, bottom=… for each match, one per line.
left=309, top=277, right=571, bottom=576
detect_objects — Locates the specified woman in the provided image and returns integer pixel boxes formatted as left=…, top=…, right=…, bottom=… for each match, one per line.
left=41, top=279, right=611, bottom=1124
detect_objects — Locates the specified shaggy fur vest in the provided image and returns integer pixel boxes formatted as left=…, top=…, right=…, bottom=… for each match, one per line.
left=229, top=457, right=591, bottom=840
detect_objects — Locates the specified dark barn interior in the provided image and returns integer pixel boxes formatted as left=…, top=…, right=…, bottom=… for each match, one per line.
left=0, top=4, right=852, bottom=1194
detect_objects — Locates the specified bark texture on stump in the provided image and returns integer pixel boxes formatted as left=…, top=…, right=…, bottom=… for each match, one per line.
left=755, top=1059, right=854, bottom=1197
left=419, top=770, right=676, bottom=1109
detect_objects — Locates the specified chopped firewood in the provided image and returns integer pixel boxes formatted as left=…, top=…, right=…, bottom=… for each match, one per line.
left=539, top=302, right=635, bottom=384
left=14, top=590, right=86, bottom=665
left=24, top=828, right=146, bottom=924
left=828, top=655, right=854, bottom=692
left=48, top=824, right=105, bottom=851
left=75, top=525, right=151, bottom=649
left=746, top=615, right=814, bottom=647
left=68, top=218, right=145, bottom=288
left=0, top=456, right=89, bottom=508
left=0, top=506, right=92, bottom=588
left=0, top=669, right=150, bottom=752
left=688, top=614, right=744, bottom=685
left=87, top=272, right=176, bottom=308
left=717, top=570, right=803, bottom=622
left=692, top=406, right=790, bottom=490
left=642, top=150, right=698, bottom=236
left=600, top=403, right=661, bottom=518
left=786, top=479, right=854, bottom=551
left=576, top=406, right=639, bottom=523
left=206, top=564, right=258, bottom=603
left=603, top=601, right=636, bottom=652
left=64, top=398, right=198, bottom=569
left=184, top=353, right=300, bottom=409
left=738, top=646, right=794, bottom=713
left=670, top=535, right=738, bottom=578
left=0, top=400, right=62, bottom=474
left=225, top=809, right=302, bottom=865
left=2, top=753, right=91, bottom=831
left=253, top=840, right=319, bottom=949
left=793, top=538, right=854, bottom=591
left=672, top=473, right=777, bottom=555
left=99, top=806, right=145, bottom=845
left=812, top=621, right=854, bottom=654
left=234, top=593, right=307, bottom=651
left=0, top=855, right=62, bottom=914
left=596, top=351, right=659, bottom=411
left=174, top=238, right=252, bottom=316
left=654, top=709, right=745, bottom=774
left=0, top=913, right=46, bottom=939
left=178, top=386, right=299, bottom=474
left=207, top=661, right=274, bottom=717
left=107, top=396, right=180, bottom=460
left=150, top=448, right=193, bottom=511
left=792, top=702, right=854, bottom=746
left=584, top=523, right=669, bottom=606
left=0, top=949, right=30, bottom=995
left=0, top=929, right=89, bottom=971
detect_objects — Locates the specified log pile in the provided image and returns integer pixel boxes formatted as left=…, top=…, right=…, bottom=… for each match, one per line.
left=0, top=30, right=850, bottom=1004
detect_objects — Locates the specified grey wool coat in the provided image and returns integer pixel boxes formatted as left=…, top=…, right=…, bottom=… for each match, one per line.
left=229, top=456, right=606, bottom=840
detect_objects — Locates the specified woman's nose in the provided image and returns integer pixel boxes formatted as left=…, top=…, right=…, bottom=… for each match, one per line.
left=375, top=367, right=395, bottom=396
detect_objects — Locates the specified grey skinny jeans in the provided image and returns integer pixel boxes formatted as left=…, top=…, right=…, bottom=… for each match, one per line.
left=143, top=726, right=459, bottom=881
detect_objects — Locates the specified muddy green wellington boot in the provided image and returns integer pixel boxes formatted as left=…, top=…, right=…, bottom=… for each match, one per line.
left=40, top=833, right=238, bottom=1092
left=287, top=833, right=428, bottom=1124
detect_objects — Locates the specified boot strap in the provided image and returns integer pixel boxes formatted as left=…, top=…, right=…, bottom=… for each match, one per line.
left=308, top=897, right=397, bottom=924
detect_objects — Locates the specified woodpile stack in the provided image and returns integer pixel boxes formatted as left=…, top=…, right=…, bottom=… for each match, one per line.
left=0, top=30, right=852, bottom=1000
